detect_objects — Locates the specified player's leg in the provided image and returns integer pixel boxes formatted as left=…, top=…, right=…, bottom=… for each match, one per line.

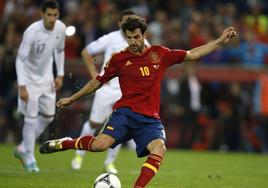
left=40, top=110, right=128, bottom=156
left=26, top=85, right=56, bottom=171
left=133, top=122, right=166, bottom=188
left=20, top=116, right=39, bottom=171
left=39, top=133, right=115, bottom=153
left=71, top=121, right=96, bottom=170
left=134, top=138, right=166, bottom=188
left=39, top=114, right=121, bottom=153
left=17, top=115, right=54, bottom=152
left=14, top=86, right=40, bottom=172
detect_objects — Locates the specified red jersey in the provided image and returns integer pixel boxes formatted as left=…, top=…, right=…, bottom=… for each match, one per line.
left=96, top=45, right=187, bottom=118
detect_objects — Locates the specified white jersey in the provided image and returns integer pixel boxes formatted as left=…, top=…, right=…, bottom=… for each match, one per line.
left=86, top=30, right=149, bottom=91
left=16, top=19, right=66, bottom=86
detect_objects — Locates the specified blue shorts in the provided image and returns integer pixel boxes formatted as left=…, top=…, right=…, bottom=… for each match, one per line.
left=101, top=108, right=166, bottom=158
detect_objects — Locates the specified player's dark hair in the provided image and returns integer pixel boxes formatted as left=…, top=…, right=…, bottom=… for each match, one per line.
left=122, top=16, right=147, bottom=35
left=42, top=0, right=59, bottom=12
left=119, top=9, right=136, bottom=21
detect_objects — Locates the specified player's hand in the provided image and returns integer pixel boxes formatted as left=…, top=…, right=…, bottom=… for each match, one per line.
left=220, top=27, right=237, bottom=44
left=54, top=76, right=64, bottom=91
left=56, top=97, right=73, bottom=108
left=19, top=86, right=29, bottom=103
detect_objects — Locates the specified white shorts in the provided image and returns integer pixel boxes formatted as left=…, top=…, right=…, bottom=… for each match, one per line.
left=18, top=83, right=56, bottom=117
left=90, top=86, right=121, bottom=124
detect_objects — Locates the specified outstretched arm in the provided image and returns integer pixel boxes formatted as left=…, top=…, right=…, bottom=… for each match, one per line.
left=184, top=27, right=237, bottom=61
left=57, top=78, right=102, bottom=108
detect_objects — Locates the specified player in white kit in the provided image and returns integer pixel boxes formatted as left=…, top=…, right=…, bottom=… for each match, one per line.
left=14, top=0, right=66, bottom=172
left=71, top=10, right=150, bottom=174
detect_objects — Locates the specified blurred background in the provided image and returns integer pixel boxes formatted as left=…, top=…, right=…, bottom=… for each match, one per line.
left=1, top=0, right=268, bottom=154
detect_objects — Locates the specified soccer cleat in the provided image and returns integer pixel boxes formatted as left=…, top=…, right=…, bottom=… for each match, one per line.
left=39, top=137, right=72, bottom=154
left=25, top=162, right=40, bottom=172
left=71, top=155, right=83, bottom=170
left=14, top=148, right=28, bottom=168
left=14, top=149, right=40, bottom=172
left=105, top=163, right=118, bottom=174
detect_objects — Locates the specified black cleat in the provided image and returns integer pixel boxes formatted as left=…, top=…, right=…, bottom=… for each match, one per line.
left=39, top=137, right=72, bottom=154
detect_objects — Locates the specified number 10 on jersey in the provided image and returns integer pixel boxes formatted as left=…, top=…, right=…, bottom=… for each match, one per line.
left=139, top=66, right=150, bottom=76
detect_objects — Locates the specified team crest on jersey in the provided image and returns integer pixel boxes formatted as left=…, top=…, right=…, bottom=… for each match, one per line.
left=149, top=52, right=160, bottom=64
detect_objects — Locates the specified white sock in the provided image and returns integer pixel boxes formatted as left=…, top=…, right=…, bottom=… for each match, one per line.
left=22, top=116, right=38, bottom=165
left=75, top=121, right=96, bottom=157
left=17, top=115, right=54, bottom=152
left=104, top=144, right=121, bottom=166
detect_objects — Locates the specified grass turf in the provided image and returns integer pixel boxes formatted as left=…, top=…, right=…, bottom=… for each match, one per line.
left=0, top=144, right=268, bottom=188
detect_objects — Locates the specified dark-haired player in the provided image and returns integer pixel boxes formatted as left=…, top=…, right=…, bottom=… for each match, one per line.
left=40, top=16, right=236, bottom=187
left=71, top=10, right=150, bottom=174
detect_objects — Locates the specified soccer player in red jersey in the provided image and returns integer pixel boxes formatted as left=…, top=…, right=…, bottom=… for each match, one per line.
left=40, top=16, right=237, bottom=187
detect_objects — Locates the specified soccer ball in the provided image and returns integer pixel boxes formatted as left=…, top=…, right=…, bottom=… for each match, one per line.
left=94, top=173, right=121, bottom=188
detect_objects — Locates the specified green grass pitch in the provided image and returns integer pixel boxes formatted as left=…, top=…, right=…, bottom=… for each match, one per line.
left=1, top=144, right=268, bottom=188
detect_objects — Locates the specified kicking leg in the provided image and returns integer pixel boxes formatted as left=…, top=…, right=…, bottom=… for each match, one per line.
left=39, top=133, right=115, bottom=153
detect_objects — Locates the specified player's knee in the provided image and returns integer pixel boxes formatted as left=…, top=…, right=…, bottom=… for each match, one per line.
left=161, top=144, right=167, bottom=154
left=147, top=139, right=166, bottom=156
left=156, top=141, right=166, bottom=155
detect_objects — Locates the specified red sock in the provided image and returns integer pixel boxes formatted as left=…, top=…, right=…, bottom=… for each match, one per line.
left=134, top=154, right=163, bottom=188
left=62, top=135, right=95, bottom=151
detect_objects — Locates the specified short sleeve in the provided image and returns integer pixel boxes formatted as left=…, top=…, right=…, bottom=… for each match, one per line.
left=162, top=47, right=187, bottom=67
left=86, top=33, right=111, bottom=55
